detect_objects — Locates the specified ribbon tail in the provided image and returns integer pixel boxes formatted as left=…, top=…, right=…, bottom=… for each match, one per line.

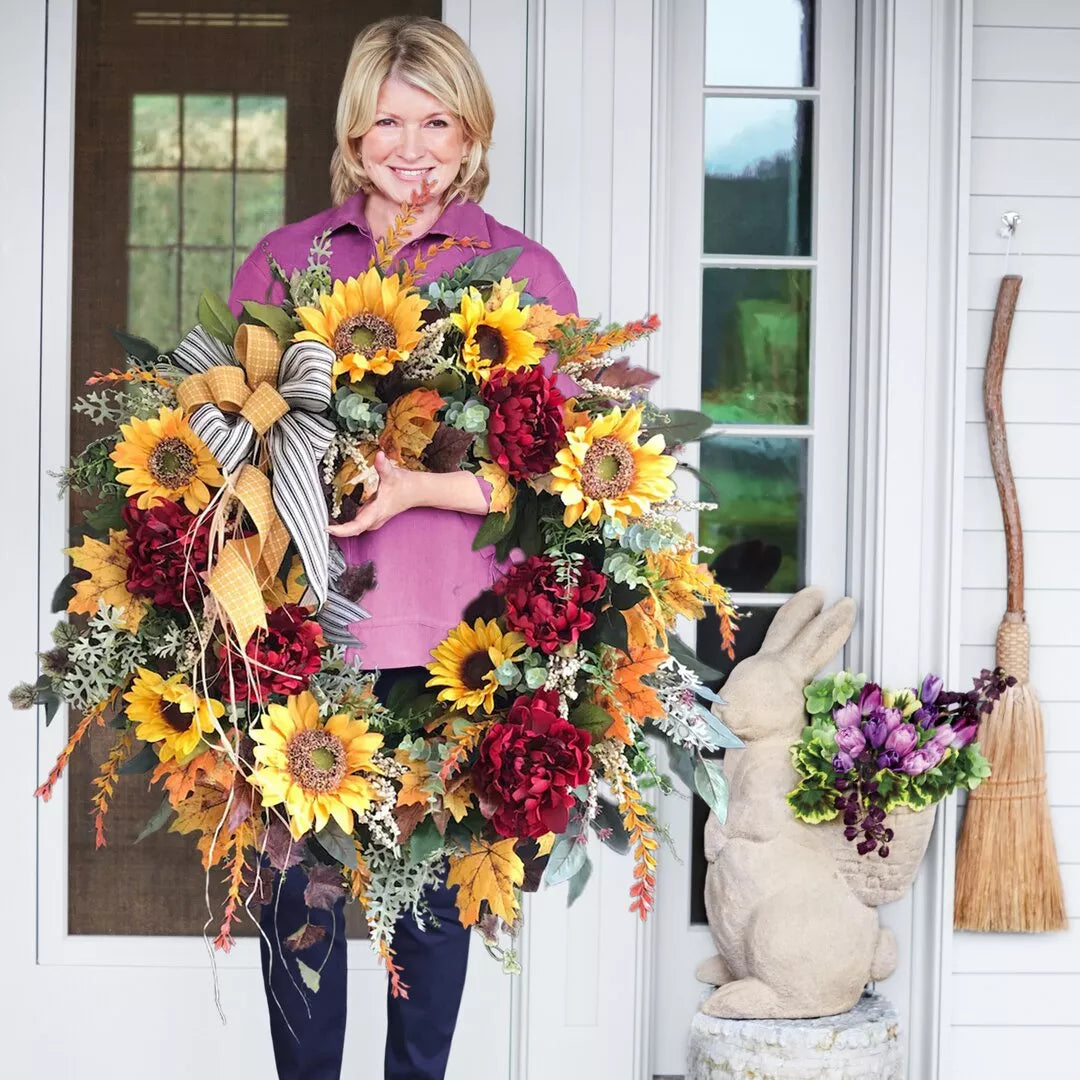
left=318, top=589, right=371, bottom=648
left=172, top=324, right=241, bottom=375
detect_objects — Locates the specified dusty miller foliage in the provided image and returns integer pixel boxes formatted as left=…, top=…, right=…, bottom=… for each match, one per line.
left=358, top=846, right=446, bottom=951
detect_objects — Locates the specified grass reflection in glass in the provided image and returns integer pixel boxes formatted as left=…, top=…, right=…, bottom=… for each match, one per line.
left=701, top=267, right=810, bottom=425
left=699, top=435, right=807, bottom=594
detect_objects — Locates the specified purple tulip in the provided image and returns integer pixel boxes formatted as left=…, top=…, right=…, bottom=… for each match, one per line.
left=920, top=674, right=943, bottom=706
left=881, top=706, right=903, bottom=733
left=885, top=722, right=919, bottom=758
left=834, top=701, right=861, bottom=728
left=858, top=684, right=883, bottom=715
left=900, top=741, right=945, bottom=776
left=951, top=719, right=979, bottom=749
left=913, top=706, right=937, bottom=730
left=877, top=749, right=902, bottom=770
left=833, top=751, right=855, bottom=774
left=836, top=725, right=867, bottom=757
left=929, top=724, right=956, bottom=749
left=864, top=716, right=889, bottom=749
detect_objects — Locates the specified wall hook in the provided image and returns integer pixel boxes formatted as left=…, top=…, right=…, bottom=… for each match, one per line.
left=998, top=211, right=1022, bottom=239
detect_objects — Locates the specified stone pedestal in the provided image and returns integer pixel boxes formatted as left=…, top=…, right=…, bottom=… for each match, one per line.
left=687, top=994, right=903, bottom=1080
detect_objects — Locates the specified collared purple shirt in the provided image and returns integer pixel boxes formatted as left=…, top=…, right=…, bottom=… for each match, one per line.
left=228, top=190, right=578, bottom=670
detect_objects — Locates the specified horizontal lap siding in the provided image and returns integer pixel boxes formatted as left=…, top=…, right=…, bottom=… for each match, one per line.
left=955, top=5, right=1080, bottom=1076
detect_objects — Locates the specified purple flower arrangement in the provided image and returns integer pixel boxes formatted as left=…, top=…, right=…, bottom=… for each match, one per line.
left=787, top=669, right=1011, bottom=857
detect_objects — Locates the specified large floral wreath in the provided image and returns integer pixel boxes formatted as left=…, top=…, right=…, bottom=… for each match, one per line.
left=14, top=190, right=740, bottom=990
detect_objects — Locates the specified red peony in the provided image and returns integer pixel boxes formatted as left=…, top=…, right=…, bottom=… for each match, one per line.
left=473, top=689, right=592, bottom=837
left=480, top=366, right=565, bottom=480
left=494, top=555, right=607, bottom=654
left=220, top=603, right=323, bottom=704
left=123, top=498, right=211, bottom=609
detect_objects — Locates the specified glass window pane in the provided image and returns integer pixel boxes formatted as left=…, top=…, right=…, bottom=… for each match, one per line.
left=181, top=250, right=234, bottom=334
left=183, top=172, right=233, bottom=245
left=701, top=267, right=810, bottom=425
left=132, top=94, right=180, bottom=167
left=704, top=97, right=812, bottom=256
left=706, top=0, right=814, bottom=87
left=236, top=95, right=287, bottom=169
left=128, top=171, right=178, bottom=245
left=699, top=435, right=807, bottom=594
left=128, top=248, right=178, bottom=349
left=235, top=172, right=286, bottom=249
left=183, top=94, right=234, bottom=167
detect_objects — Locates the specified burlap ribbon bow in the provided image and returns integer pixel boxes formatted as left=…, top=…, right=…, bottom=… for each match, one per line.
left=172, top=323, right=365, bottom=646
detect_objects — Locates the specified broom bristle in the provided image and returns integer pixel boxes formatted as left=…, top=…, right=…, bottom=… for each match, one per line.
left=954, top=682, right=1068, bottom=932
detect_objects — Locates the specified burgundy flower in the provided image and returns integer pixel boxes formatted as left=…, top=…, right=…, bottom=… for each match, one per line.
left=473, top=689, right=592, bottom=837
left=494, top=555, right=607, bottom=654
left=858, top=684, right=883, bottom=714
left=219, top=603, right=323, bottom=704
left=480, top=366, right=566, bottom=480
left=123, top=498, right=211, bottom=609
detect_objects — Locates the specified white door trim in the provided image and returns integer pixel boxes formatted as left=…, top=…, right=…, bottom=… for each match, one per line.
left=847, top=2, right=971, bottom=1077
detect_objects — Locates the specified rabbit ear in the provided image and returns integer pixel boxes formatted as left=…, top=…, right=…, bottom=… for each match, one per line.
left=785, top=597, right=857, bottom=680
left=758, top=587, right=826, bottom=655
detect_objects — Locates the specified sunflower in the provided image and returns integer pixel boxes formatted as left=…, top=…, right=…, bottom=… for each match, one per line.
left=294, top=268, right=428, bottom=381
left=426, top=618, right=525, bottom=715
left=111, top=406, right=223, bottom=513
left=549, top=406, right=677, bottom=527
left=248, top=691, right=384, bottom=840
left=449, top=286, right=543, bottom=381
left=124, top=667, right=224, bottom=763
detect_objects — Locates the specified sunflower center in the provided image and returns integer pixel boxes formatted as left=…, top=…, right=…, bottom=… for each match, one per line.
left=474, top=324, right=507, bottom=364
left=160, top=698, right=192, bottom=733
left=147, top=437, right=197, bottom=490
left=286, top=729, right=347, bottom=792
left=461, top=650, right=496, bottom=691
left=580, top=437, right=636, bottom=500
left=335, top=313, right=397, bottom=360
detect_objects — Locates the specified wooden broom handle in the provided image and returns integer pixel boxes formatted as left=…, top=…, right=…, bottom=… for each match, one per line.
left=983, top=275, right=1024, bottom=615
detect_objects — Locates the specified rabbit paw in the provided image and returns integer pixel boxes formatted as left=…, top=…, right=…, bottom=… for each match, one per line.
left=701, top=977, right=783, bottom=1019
left=694, top=953, right=734, bottom=986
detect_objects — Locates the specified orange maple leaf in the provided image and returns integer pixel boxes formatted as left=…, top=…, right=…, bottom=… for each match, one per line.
left=447, top=836, right=524, bottom=927
left=152, top=748, right=220, bottom=808
left=378, top=388, right=445, bottom=469
left=599, top=642, right=666, bottom=744
left=65, top=530, right=149, bottom=631
left=168, top=759, right=254, bottom=869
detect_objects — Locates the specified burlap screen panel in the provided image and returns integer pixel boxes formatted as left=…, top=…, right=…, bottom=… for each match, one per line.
left=68, top=0, right=438, bottom=938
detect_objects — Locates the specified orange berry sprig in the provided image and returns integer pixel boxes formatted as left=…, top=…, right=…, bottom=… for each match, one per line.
left=551, top=313, right=661, bottom=370
left=90, top=727, right=135, bottom=849
left=371, top=179, right=437, bottom=271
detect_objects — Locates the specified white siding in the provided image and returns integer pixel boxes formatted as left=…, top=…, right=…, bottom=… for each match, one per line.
left=951, top=3, right=1080, bottom=1077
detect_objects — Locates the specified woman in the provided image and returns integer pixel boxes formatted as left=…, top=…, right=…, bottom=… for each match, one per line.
left=228, top=15, right=577, bottom=1080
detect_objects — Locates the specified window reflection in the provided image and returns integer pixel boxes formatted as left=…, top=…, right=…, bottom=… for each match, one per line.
left=699, top=435, right=807, bottom=594
left=704, top=97, right=813, bottom=256
left=706, top=0, right=815, bottom=87
left=126, top=93, right=287, bottom=347
left=700, top=267, right=811, bottom=425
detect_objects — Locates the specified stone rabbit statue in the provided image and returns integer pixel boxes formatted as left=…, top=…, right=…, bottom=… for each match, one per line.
left=696, top=587, right=897, bottom=1019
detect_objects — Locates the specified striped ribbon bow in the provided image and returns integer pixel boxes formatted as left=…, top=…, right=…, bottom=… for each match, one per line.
left=172, top=323, right=366, bottom=646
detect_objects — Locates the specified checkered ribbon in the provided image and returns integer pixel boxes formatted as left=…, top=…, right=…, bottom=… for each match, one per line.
left=173, top=323, right=368, bottom=647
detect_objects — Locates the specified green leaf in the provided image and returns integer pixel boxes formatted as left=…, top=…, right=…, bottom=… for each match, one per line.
left=665, top=742, right=698, bottom=792
left=472, top=500, right=517, bottom=550
left=585, top=605, right=628, bottom=654
left=569, top=701, right=615, bottom=740
left=241, top=300, right=300, bottom=345
left=667, top=633, right=726, bottom=684
left=198, top=291, right=239, bottom=344
left=386, top=673, right=425, bottom=713
left=566, top=853, right=593, bottom=907
left=82, top=498, right=126, bottom=535
left=296, top=958, right=321, bottom=994
left=544, top=833, right=587, bottom=886
left=40, top=690, right=62, bottom=727
left=409, top=818, right=444, bottom=863
left=313, top=819, right=358, bottom=869
left=118, top=742, right=159, bottom=774
left=694, top=757, right=730, bottom=823
left=641, top=408, right=712, bottom=447
left=111, top=327, right=161, bottom=367
left=135, top=797, right=174, bottom=843
left=51, top=569, right=83, bottom=613
left=591, top=797, right=631, bottom=854
left=699, top=704, right=744, bottom=749
left=785, top=781, right=838, bottom=824
left=457, top=247, right=523, bottom=286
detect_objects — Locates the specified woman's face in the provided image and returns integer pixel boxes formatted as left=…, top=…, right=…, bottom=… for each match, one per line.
left=358, top=76, right=469, bottom=206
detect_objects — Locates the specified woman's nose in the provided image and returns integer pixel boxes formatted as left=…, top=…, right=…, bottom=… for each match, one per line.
left=399, top=124, right=423, bottom=160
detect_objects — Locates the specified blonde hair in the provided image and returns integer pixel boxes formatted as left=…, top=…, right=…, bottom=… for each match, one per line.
left=330, top=16, right=494, bottom=207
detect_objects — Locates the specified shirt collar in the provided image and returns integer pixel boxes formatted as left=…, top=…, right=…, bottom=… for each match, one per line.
left=326, top=189, right=490, bottom=246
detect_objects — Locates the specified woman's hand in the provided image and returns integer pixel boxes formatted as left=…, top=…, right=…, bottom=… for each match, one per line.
left=327, top=450, right=489, bottom=538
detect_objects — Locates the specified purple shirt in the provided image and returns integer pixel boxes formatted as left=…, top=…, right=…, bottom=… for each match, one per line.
left=228, top=190, right=578, bottom=670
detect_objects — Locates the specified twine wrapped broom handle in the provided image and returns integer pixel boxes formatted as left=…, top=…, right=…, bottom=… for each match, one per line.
left=983, top=275, right=1029, bottom=679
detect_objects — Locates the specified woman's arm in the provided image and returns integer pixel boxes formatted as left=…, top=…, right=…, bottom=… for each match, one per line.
left=327, top=451, right=488, bottom=538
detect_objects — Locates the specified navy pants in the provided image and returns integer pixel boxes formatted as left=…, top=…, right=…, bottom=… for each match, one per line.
left=258, top=668, right=471, bottom=1080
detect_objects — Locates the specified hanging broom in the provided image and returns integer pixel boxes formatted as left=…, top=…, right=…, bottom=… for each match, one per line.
left=953, top=274, right=1067, bottom=932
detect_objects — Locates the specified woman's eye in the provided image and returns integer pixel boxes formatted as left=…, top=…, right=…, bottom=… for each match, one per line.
left=428, top=119, right=448, bottom=128
left=376, top=118, right=395, bottom=126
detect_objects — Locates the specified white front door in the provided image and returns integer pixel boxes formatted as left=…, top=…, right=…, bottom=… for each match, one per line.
left=5, top=3, right=532, bottom=1077
left=647, top=0, right=856, bottom=1072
